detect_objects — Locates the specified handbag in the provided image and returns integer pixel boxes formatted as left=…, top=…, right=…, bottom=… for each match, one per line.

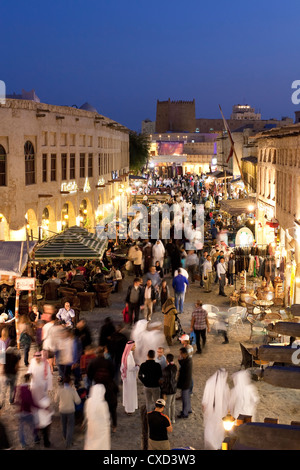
left=189, top=331, right=196, bottom=345
left=122, top=305, right=130, bottom=324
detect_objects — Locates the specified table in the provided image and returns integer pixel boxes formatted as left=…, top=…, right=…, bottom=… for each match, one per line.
left=253, top=300, right=274, bottom=319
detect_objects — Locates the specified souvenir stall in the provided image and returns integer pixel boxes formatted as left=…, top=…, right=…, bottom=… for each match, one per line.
left=218, top=198, right=256, bottom=247
left=233, top=241, right=286, bottom=309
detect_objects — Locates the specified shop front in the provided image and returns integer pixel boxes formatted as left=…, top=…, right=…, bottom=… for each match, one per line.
left=149, top=155, right=187, bottom=178
left=256, top=199, right=276, bottom=246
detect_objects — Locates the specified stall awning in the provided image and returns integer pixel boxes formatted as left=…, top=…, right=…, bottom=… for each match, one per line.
left=207, top=170, right=233, bottom=179
left=150, top=155, right=187, bottom=164
left=34, top=226, right=107, bottom=260
left=219, top=197, right=256, bottom=216
left=0, top=241, right=37, bottom=280
left=241, top=156, right=258, bottom=164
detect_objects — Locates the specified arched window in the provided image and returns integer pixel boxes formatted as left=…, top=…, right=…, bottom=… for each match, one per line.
left=0, top=145, right=6, bottom=186
left=24, top=141, right=35, bottom=185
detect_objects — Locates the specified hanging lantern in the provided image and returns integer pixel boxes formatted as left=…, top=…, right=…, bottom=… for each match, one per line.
left=266, top=218, right=279, bottom=228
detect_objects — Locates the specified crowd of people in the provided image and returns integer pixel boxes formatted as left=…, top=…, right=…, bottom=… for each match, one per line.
left=0, top=172, right=258, bottom=451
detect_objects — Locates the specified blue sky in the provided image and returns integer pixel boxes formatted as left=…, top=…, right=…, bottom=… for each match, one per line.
left=1, top=0, right=300, bottom=130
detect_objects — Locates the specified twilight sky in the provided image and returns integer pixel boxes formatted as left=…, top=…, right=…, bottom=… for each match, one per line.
left=1, top=0, right=300, bottom=131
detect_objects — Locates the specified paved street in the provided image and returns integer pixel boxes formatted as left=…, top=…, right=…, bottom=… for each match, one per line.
left=2, top=270, right=300, bottom=451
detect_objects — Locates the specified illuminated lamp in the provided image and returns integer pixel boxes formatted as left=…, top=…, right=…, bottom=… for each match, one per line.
left=222, top=412, right=236, bottom=432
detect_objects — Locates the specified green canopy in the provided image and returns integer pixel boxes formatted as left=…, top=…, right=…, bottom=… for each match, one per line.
left=34, top=226, right=107, bottom=260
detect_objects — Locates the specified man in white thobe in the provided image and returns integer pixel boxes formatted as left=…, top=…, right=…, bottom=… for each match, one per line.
left=27, top=351, right=52, bottom=404
left=121, top=342, right=139, bottom=414
left=152, top=240, right=165, bottom=268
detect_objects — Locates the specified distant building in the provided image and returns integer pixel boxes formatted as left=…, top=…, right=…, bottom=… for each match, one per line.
left=230, top=104, right=261, bottom=120
left=7, top=89, right=40, bottom=103
left=142, top=99, right=293, bottom=181
left=155, top=98, right=196, bottom=133
left=216, top=118, right=294, bottom=185
left=0, top=98, right=129, bottom=241
left=141, top=119, right=156, bottom=134
left=294, top=110, right=300, bottom=124
left=148, top=131, right=218, bottom=177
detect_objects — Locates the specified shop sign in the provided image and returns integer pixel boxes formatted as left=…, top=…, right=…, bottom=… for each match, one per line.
left=97, top=177, right=105, bottom=186
left=15, top=277, right=36, bottom=291
left=61, top=181, right=78, bottom=194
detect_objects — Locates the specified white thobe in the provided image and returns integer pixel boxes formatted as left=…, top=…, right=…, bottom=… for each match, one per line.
left=27, top=358, right=52, bottom=404
left=202, top=369, right=230, bottom=450
left=84, top=384, right=111, bottom=450
left=152, top=242, right=165, bottom=267
left=122, top=351, right=139, bottom=413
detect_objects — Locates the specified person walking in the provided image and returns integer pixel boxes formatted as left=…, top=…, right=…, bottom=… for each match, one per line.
left=19, top=316, right=34, bottom=367
left=41, top=313, right=58, bottom=373
left=13, top=373, right=40, bottom=449
left=125, top=278, right=144, bottom=326
left=120, top=341, right=139, bottom=415
left=27, top=351, right=52, bottom=405
left=190, top=301, right=210, bottom=354
left=160, top=354, right=177, bottom=424
left=161, top=297, right=177, bottom=346
left=228, top=253, right=235, bottom=286
left=155, top=347, right=167, bottom=370
left=147, top=398, right=173, bottom=451
left=160, top=280, right=169, bottom=309
left=152, top=240, right=165, bottom=269
left=87, top=346, right=118, bottom=432
left=143, top=279, right=156, bottom=322
left=217, top=257, right=227, bottom=297
left=55, top=376, right=81, bottom=448
left=143, top=240, right=153, bottom=275
left=1, top=338, right=21, bottom=407
left=203, top=255, right=213, bottom=293
left=172, top=268, right=189, bottom=314
left=132, top=245, right=143, bottom=277
left=138, top=350, right=162, bottom=412
left=185, top=250, right=199, bottom=283
left=198, top=250, right=208, bottom=288
left=177, top=347, right=193, bottom=419
left=83, top=383, right=111, bottom=450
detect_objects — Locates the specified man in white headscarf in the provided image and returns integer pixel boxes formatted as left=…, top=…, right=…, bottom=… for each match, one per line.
left=229, top=370, right=259, bottom=422
left=27, top=351, right=52, bottom=404
left=83, top=383, right=111, bottom=450
left=202, top=368, right=230, bottom=450
left=120, top=341, right=139, bottom=415
left=152, top=240, right=165, bottom=268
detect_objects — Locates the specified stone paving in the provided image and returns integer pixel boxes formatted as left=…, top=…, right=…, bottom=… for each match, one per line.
left=2, top=270, right=300, bottom=451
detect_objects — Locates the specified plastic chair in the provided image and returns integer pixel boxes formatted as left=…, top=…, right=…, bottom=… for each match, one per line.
left=228, top=312, right=244, bottom=331
left=202, top=304, right=219, bottom=319
left=247, top=316, right=268, bottom=343
left=228, top=306, right=247, bottom=321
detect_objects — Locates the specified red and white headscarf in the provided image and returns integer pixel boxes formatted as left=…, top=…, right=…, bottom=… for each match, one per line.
left=120, top=341, right=135, bottom=381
